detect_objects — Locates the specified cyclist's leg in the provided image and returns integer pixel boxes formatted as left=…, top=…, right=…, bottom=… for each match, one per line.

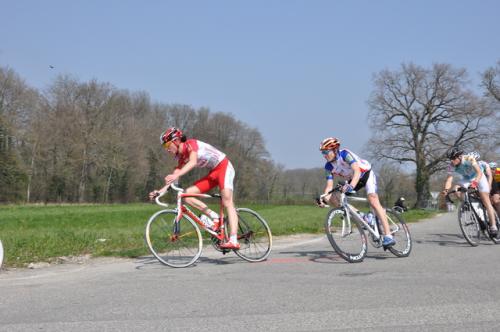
left=452, top=184, right=462, bottom=199
left=491, top=181, right=500, bottom=215
left=364, top=172, right=390, bottom=236
left=186, top=176, right=219, bottom=217
left=478, top=177, right=497, bottom=229
left=492, top=193, right=500, bottom=215
left=218, top=160, right=239, bottom=247
left=367, top=193, right=389, bottom=234
left=221, top=188, right=238, bottom=237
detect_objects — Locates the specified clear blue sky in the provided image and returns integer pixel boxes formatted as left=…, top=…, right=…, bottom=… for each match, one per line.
left=1, top=0, right=499, bottom=169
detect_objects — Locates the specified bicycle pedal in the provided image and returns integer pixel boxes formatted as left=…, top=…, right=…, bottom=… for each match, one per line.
left=383, top=243, right=395, bottom=251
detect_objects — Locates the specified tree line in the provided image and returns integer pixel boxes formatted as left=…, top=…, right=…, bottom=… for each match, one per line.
left=0, top=68, right=325, bottom=204
left=1, top=61, right=499, bottom=206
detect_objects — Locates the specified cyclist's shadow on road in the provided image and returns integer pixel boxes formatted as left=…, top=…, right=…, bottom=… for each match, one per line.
left=134, top=255, right=245, bottom=270
left=275, top=250, right=394, bottom=264
left=416, top=233, right=473, bottom=247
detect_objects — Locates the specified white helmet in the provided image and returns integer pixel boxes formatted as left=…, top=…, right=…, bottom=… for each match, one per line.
left=466, top=151, right=481, bottom=160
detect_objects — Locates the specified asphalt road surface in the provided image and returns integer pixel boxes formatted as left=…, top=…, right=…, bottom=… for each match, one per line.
left=1, top=212, right=500, bottom=331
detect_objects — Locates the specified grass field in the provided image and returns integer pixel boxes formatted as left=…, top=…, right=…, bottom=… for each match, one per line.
left=0, top=203, right=438, bottom=267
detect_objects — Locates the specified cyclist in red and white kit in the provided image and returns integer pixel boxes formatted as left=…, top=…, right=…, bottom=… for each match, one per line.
left=149, top=127, right=240, bottom=249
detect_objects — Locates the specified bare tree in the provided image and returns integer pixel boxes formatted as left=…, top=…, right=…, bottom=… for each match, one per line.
left=368, top=63, right=494, bottom=207
left=373, top=162, right=416, bottom=207
left=0, top=66, right=39, bottom=201
left=0, top=67, right=284, bottom=204
left=481, top=60, right=500, bottom=154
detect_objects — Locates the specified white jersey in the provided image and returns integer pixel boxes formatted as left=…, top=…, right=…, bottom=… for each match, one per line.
left=177, top=139, right=226, bottom=169
left=324, top=149, right=371, bottom=180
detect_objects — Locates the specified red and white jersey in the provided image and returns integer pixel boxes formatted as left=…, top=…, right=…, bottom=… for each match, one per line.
left=324, top=148, right=371, bottom=180
left=176, top=139, right=226, bottom=170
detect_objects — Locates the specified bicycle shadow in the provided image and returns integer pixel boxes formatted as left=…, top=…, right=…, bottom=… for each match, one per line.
left=276, top=249, right=394, bottom=264
left=273, top=250, right=340, bottom=264
left=414, top=233, right=474, bottom=247
left=134, top=254, right=243, bottom=270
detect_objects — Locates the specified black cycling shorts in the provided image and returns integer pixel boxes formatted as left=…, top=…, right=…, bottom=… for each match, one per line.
left=352, top=170, right=371, bottom=192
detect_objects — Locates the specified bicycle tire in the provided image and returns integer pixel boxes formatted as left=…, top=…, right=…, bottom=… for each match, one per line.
left=458, top=203, right=481, bottom=246
left=232, top=208, right=272, bottom=262
left=385, top=209, right=412, bottom=257
left=325, top=208, right=367, bottom=263
left=145, top=210, right=203, bottom=268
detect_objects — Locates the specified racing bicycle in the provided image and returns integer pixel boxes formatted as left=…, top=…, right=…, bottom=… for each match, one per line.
left=319, top=184, right=412, bottom=263
left=446, top=186, right=500, bottom=246
left=145, top=184, right=272, bottom=267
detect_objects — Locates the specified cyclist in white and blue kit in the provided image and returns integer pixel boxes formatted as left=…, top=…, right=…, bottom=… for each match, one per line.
left=316, top=137, right=396, bottom=248
left=442, top=148, right=497, bottom=236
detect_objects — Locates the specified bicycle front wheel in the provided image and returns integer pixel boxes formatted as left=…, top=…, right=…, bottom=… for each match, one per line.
left=232, top=208, right=272, bottom=262
left=145, top=210, right=203, bottom=268
left=325, top=208, right=367, bottom=263
left=385, top=209, right=412, bottom=257
left=458, top=203, right=480, bottom=246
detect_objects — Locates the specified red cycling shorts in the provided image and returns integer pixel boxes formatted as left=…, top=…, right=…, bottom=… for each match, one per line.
left=194, top=158, right=235, bottom=193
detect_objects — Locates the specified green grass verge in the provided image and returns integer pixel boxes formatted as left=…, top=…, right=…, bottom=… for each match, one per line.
left=0, top=203, right=438, bottom=267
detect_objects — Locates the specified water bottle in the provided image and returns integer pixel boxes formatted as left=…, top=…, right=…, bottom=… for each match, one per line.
left=364, top=212, right=375, bottom=226
left=200, top=214, right=214, bottom=228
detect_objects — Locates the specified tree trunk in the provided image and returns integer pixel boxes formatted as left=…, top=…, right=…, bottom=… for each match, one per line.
left=103, top=168, right=113, bottom=203
left=415, top=166, right=430, bottom=208
left=26, top=143, right=36, bottom=203
left=78, top=147, right=88, bottom=203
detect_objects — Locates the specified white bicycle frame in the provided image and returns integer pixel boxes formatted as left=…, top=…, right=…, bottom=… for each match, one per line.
left=321, top=190, right=400, bottom=240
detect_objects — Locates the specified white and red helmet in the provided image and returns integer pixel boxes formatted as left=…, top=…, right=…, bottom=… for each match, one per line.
left=319, top=137, right=340, bottom=151
left=160, top=127, right=183, bottom=145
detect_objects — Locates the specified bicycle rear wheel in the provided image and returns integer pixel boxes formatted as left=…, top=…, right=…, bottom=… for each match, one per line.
left=145, top=210, right=202, bottom=268
left=458, top=203, right=481, bottom=246
left=385, top=209, right=412, bottom=257
left=232, top=208, right=272, bottom=262
left=325, top=208, right=367, bottom=263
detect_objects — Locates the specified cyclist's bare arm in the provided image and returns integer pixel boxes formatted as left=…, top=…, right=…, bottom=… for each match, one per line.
left=165, top=150, right=198, bottom=185
left=349, top=162, right=361, bottom=188
left=323, top=179, right=334, bottom=199
left=472, top=162, right=483, bottom=183
left=316, top=179, right=334, bottom=207
left=442, top=175, right=454, bottom=193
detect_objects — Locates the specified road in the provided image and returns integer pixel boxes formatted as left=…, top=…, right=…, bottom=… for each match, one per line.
left=1, top=212, right=500, bottom=331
